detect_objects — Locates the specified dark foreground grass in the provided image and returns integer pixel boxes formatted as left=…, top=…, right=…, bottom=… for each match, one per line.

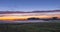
left=0, top=22, right=60, bottom=32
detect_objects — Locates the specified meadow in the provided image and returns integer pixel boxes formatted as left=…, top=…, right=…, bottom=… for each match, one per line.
left=0, top=20, right=60, bottom=32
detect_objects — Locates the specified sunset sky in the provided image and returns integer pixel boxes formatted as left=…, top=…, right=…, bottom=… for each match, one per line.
left=0, top=0, right=60, bottom=21
left=0, top=12, right=60, bottom=20
left=0, top=0, right=60, bottom=11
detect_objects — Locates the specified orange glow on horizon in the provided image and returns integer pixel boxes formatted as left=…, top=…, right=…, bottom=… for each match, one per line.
left=0, top=15, right=60, bottom=21
left=0, top=12, right=60, bottom=21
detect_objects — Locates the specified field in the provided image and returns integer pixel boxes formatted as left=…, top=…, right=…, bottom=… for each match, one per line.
left=0, top=20, right=60, bottom=32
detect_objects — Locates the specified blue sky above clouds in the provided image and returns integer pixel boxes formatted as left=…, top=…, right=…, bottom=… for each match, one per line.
left=0, top=0, right=60, bottom=11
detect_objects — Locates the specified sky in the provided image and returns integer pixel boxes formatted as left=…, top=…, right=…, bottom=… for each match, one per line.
left=0, top=0, right=60, bottom=12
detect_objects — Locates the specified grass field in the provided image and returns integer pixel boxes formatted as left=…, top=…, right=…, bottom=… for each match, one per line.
left=0, top=22, right=60, bottom=32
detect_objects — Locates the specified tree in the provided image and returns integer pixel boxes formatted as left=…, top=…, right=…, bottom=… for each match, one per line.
left=27, top=17, right=40, bottom=20
left=52, top=17, right=58, bottom=20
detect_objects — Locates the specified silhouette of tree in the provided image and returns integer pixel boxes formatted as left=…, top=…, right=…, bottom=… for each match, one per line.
left=52, top=17, right=58, bottom=20
left=27, top=17, right=40, bottom=20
